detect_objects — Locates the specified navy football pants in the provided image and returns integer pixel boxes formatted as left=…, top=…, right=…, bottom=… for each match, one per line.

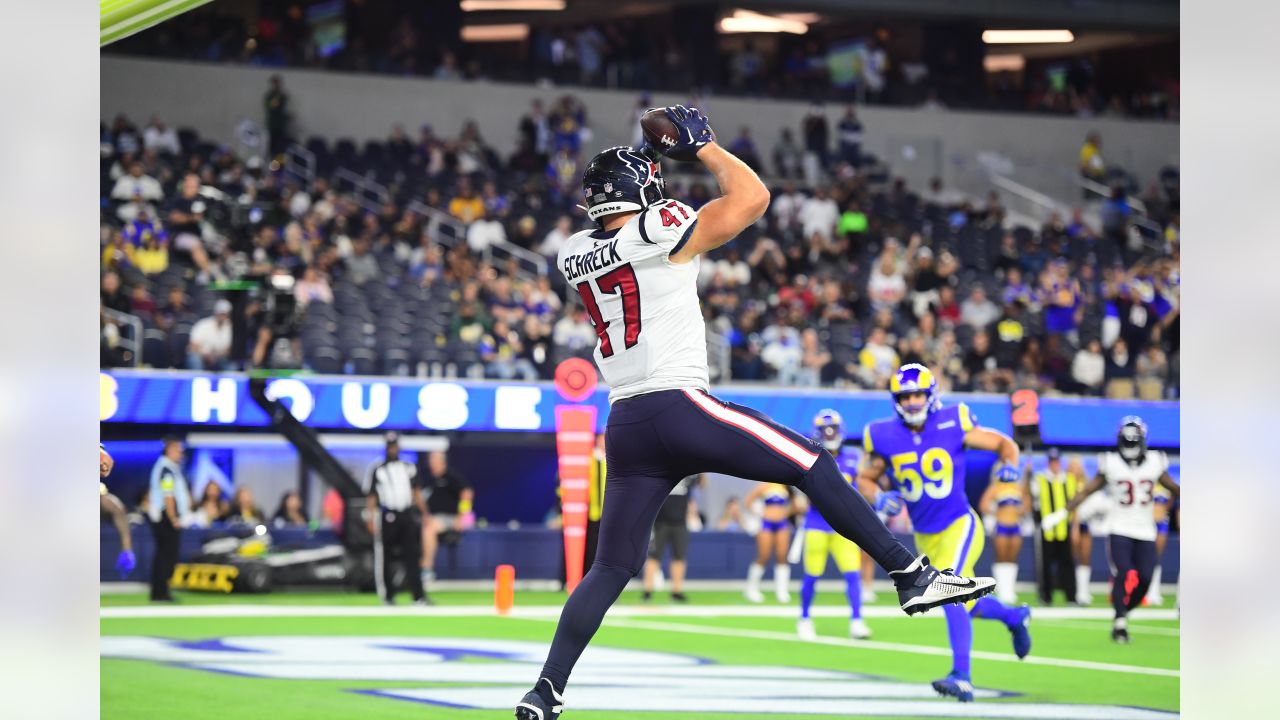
left=539, top=389, right=916, bottom=691
left=1108, top=533, right=1157, bottom=618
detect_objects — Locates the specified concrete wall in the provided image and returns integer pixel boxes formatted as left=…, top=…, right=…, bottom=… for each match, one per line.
left=102, top=56, right=1178, bottom=202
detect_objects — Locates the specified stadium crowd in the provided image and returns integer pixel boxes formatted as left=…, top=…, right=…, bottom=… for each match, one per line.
left=106, top=5, right=1178, bottom=121
left=100, top=88, right=1180, bottom=400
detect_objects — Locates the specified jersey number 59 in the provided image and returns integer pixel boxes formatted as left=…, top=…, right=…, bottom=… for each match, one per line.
left=576, top=264, right=642, bottom=358
left=890, top=448, right=954, bottom=502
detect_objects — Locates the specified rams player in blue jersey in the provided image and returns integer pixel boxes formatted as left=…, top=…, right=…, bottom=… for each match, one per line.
left=857, top=364, right=1033, bottom=703
left=796, top=410, right=876, bottom=640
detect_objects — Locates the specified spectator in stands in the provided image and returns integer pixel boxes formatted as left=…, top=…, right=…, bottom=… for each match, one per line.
left=519, top=315, right=555, bottom=379
left=801, top=186, right=839, bottom=243
left=538, top=215, right=574, bottom=258
left=797, top=328, right=831, bottom=387
left=1079, top=131, right=1105, bottom=182
left=164, top=173, right=213, bottom=278
left=550, top=303, right=591, bottom=351
left=264, top=75, right=291, bottom=156
left=716, top=497, right=746, bottom=532
left=481, top=320, right=535, bottom=380
left=111, top=162, right=163, bottom=202
left=190, top=482, right=229, bottom=528
left=802, top=103, right=830, bottom=184
left=836, top=105, right=864, bottom=168
left=451, top=287, right=492, bottom=344
left=100, top=270, right=131, bottom=314
left=434, top=50, right=463, bottom=80
left=226, top=486, right=266, bottom=525
left=448, top=179, right=485, bottom=224
left=960, top=286, right=1001, bottom=330
left=1041, top=262, right=1082, bottom=342
left=1136, top=343, right=1168, bottom=400
left=727, top=126, right=763, bottom=172
left=1071, top=338, right=1107, bottom=396
left=143, top=115, right=180, bottom=156
left=857, top=326, right=899, bottom=389
left=273, top=491, right=309, bottom=528
left=466, top=208, right=506, bottom=253
left=773, top=128, right=803, bottom=180
left=187, top=299, right=234, bottom=371
left=933, top=284, right=961, bottom=326
left=761, top=321, right=803, bottom=385
left=867, top=252, right=907, bottom=312
left=343, top=238, right=380, bottom=286
left=963, top=330, right=1006, bottom=392
left=1105, top=338, right=1137, bottom=398
left=293, top=266, right=332, bottom=307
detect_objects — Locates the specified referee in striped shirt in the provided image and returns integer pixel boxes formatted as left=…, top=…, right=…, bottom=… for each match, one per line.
left=366, top=432, right=430, bottom=605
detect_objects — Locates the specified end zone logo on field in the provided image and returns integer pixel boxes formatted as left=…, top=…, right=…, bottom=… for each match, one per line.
left=101, top=636, right=1176, bottom=719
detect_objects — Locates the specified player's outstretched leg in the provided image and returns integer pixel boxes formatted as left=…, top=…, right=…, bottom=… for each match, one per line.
left=932, top=604, right=975, bottom=702
left=517, top=471, right=677, bottom=720
left=667, top=390, right=996, bottom=615
left=972, top=596, right=1033, bottom=659
left=1107, top=536, right=1136, bottom=644
left=845, top=571, right=871, bottom=639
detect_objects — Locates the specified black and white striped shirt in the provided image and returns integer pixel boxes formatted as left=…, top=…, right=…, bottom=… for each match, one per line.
left=366, top=459, right=418, bottom=512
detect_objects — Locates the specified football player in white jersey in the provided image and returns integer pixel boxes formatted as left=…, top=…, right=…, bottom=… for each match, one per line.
left=1057, top=416, right=1179, bottom=643
left=515, top=106, right=996, bottom=720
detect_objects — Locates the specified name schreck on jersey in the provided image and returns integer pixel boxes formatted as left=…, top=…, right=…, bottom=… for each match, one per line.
left=563, top=239, right=622, bottom=282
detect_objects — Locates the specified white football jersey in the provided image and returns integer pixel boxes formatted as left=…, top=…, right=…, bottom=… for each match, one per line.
left=557, top=199, right=708, bottom=403
left=1096, top=450, right=1169, bottom=541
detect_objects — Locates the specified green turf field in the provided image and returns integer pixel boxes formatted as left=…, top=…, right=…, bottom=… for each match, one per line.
left=101, top=589, right=1178, bottom=719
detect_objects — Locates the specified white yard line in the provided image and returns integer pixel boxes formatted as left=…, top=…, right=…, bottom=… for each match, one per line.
left=1045, top=619, right=1181, bottom=637
left=100, top=603, right=1180, bottom=621
left=589, top=618, right=1180, bottom=679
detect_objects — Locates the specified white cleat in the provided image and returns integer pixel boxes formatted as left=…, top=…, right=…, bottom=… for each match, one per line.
left=1146, top=594, right=1164, bottom=606
left=797, top=618, right=817, bottom=641
left=744, top=588, right=765, bottom=603
left=861, top=587, right=877, bottom=604
left=849, top=619, right=873, bottom=640
left=776, top=589, right=792, bottom=604
left=1076, top=592, right=1094, bottom=606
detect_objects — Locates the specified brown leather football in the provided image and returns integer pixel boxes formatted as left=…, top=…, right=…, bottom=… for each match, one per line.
left=640, top=108, right=690, bottom=160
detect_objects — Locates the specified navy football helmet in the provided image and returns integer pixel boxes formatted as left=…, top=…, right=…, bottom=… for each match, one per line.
left=1117, top=415, right=1147, bottom=463
left=580, top=145, right=665, bottom=224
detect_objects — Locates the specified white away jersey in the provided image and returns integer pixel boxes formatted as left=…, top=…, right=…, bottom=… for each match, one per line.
left=1096, top=451, right=1169, bottom=541
left=557, top=200, right=707, bottom=403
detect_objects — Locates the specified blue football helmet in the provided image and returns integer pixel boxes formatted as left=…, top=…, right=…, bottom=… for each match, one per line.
left=580, top=145, right=665, bottom=224
left=1117, top=415, right=1147, bottom=463
left=890, top=363, right=941, bottom=427
left=813, top=408, right=844, bottom=452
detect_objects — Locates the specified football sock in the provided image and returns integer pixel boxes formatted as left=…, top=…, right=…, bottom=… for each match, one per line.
left=943, top=602, right=972, bottom=679
left=800, top=574, right=818, bottom=618
left=993, top=562, right=1019, bottom=602
left=1075, top=565, right=1092, bottom=598
left=844, top=571, right=862, bottom=619
left=795, top=455, right=915, bottom=574
left=774, top=564, right=791, bottom=597
left=1148, top=566, right=1162, bottom=597
left=539, top=562, right=631, bottom=693
left=971, top=595, right=1016, bottom=626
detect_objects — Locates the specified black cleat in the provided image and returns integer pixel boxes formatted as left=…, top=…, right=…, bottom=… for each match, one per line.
left=670, top=592, right=688, bottom=603
left=1112, top=626, right=1131, bottom=644
left=515, top=678, right=564, bottom=720
left=640, top=590, right=652, bottom=602
left=891, top=555, right=996, bottom=616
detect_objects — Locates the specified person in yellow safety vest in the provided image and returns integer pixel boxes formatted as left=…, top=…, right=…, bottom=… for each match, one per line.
left=585, top=434, right=607, bottom=568
left=1027, top=447, right=1079, bottom=605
